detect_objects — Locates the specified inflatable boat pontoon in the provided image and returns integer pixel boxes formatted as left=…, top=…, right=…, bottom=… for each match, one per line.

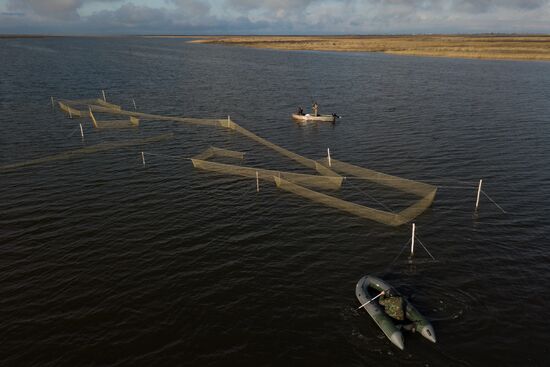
left=355, top=275, right=436, bottom=350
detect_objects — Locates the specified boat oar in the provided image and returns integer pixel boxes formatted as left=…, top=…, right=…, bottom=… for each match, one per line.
left=356, top=290, right=386, bottom=310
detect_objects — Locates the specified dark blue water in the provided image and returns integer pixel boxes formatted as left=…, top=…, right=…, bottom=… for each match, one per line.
left=1, top=37, right=549, bottom=366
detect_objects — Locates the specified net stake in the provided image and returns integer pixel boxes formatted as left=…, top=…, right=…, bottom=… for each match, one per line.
left=102, top=90, right=106, bottom=102
left=475, top=179, right=483, bottom=211
left=51, top=96, right=54, bottom=109
left=256, top=171, right=259, bottom=192
left=88, top=106, right=98, bottom=128
left=141, top=152, right=145, bottom=166
left=410, top=223, right=416, bottom=258
left=79, top=123, right=84, bottom=139
left=327, top=148, right=332, bottom=167
left=132, top=98, right=137, bottom=110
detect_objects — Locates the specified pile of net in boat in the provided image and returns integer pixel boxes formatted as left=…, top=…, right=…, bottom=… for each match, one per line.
left=55, top=98, right=437, bottom=227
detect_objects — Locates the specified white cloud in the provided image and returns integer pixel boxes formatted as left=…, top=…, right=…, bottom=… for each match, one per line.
left=1, top=0, right=550, bottom=34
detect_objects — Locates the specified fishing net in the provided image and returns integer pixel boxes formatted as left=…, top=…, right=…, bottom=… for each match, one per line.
left=275, top=177, right=436, bottom=227
left=59, top=101, right=139, bottom=129
left=192, top=147, right=343, bottom=190
left=0, top=134, right=173, bottom=173
left=51, top=98, right=437, bottom=226
left=58, top=101, right=84, bottom=118
left=275, top=176, right=400, bottom=225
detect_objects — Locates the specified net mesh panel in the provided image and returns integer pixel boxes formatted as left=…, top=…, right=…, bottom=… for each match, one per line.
left=0, top=134, right=173, bottom=173
left=95, top=117, right=140, bottom=129
left=274, top=176, right=400, bottom=226
left=318, top=158, right=436, bottom=197
left=61, top=98, right=121, bottom=110
left=95, top=99, right=121, bottom=110
left=275, top=176, right=436, bottom=227
left=231, top=122, right=341, bottom=177
left=395, top=189, right=437, bottom=225
left=316, top=158, right=437, bottom=225
left=89, top=105, right=226, bottom=127
left=51, top=98, right=437, bottom=226
left=191, top=147, right=343, bottom=190
left=209, top=147, right=246, bottom=160
left=58, top=101, right=83, bottom=118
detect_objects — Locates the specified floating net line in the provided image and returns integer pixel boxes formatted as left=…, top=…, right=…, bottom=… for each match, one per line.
left=59, top=100, right=139, bottom=129
left=53, top=98, right=438, bottom=227
left=0, top=134, right=173, bottom=173
left=191, top=147, right=343, bottom=190
left=89, top=108, right=139, bottom=129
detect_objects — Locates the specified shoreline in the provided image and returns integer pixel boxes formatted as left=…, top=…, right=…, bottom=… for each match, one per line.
left=188, top=35, right=550, bottom=62
left=3, top=34, right=549, bottom=61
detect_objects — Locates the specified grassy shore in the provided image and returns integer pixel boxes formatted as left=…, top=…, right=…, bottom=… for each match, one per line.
left=190, top=35, right=550, bottom=61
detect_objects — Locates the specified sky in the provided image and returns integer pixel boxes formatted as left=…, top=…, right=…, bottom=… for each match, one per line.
left=1, top=0, right=549, bottom=35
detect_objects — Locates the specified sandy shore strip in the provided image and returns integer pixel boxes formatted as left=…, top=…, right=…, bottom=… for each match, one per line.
left=188, top=35, right=550, bottom=61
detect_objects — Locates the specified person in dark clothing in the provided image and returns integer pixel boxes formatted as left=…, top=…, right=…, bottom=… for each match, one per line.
left=297, top=106, right=304, bottom=115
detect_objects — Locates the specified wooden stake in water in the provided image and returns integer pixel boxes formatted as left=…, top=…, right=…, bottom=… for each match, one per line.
left=51, top=96, right=54, bottom=109
left=256, top=171, right=259, bottom=192
left=141, top=152, right=145, bottom=166
left=68, top=108, right=73, bottom=119
left=88, top=106, right=98, bottom=128
left=102, top=90, right=106, bottom=102
left=132, top=98, right=137, bottom=111
left=475, top=179, right=483, bottom=211
left=79, top=123, right=84, bottom=139
left=327, top=148, right=332, bottom=167
left=410, top=223, right=416, bottom=258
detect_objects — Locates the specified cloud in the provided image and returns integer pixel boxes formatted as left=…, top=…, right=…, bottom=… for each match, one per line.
left=80, top=3, right=269, bottom=34
left=450, top=0, right=547, bottom=13
left=361, top=0, right=547, bottom=13
left=8, top=0, right=81, bottom=20
left=225, top=0, right=324, bottom=24
left=2, top=11, right=25, bottom=17
left=226, top=0, right=315, bottom=12
left=170, top=0, right=211, bottom=17
left=1, top=0, right=550, bottom=34
left=86, top=3, right=171, bottom=31
left=6, top=0, right=122, bottom=20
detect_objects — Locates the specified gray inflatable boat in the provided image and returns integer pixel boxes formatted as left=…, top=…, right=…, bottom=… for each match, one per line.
left=355, top=275, right=436, bottom=350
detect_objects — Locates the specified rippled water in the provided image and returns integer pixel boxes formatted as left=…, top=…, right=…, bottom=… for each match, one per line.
left=1, top=37, right=549, bottom=366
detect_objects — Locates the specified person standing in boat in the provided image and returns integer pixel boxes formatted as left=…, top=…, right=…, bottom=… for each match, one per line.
left=378, top=289, right=405, bottom=321
left=312, top=101, right=319, bottom=116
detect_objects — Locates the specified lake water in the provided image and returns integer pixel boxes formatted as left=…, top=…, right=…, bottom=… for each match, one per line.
left=1, top=37, right=549, bottom=366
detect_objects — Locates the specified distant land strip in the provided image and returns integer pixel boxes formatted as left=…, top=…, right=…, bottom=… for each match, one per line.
left=189, top=35, right=550, bottom=61
left=0, top=34, right=55, bottom=39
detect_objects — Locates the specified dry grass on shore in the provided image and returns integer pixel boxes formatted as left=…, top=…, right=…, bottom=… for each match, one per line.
left=190, top=35, right=550, bottom=61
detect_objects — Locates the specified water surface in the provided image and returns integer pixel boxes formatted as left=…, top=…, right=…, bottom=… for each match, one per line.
left=1, top=37, right=549, bottom=366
